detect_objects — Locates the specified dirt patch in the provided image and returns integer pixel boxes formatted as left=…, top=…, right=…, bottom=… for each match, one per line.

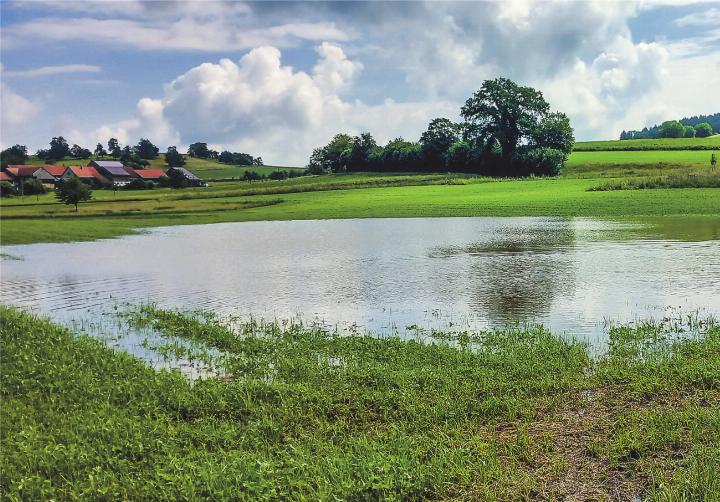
left=487, top=387, right=719, bottom=501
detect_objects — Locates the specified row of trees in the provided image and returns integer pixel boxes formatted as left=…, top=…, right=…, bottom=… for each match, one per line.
left=620, top=113, right=719, bottom=140
left=187, top=142, right=263, bottom=166
left=2, top=138, right=263, bottom=169
left=308, top=78, right=575, bottom=177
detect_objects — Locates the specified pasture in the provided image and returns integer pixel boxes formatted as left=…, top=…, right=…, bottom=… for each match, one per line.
left=574, top=135, right=720, bottom=151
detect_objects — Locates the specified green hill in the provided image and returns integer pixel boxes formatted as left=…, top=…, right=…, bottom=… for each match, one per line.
left=574, top=136, right=720, bottom=151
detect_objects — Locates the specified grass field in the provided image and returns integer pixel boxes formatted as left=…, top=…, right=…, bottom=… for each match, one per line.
left=4, top=144, right=719, bottom=245
left=2, top=174, right=720, bottom=244
left=574, top=135, right=720, bottom=151
left=2, top=305, right=718, bottom=500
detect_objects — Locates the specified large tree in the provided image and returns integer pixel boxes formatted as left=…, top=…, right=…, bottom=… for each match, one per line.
left=48, top=136, right=71, bottom=160
left=420, top=118, right=460, bottom=169
left=348, top=132, right=377, bottom=172
left=56, top=177, right=92, bottom=212
left=461, top=78, right=550, bottom=157
left=0, top=144, right=28, bottom=168
left=135, top=138, right=159, bottom=160
left=659, top=120, right=685, bottom=138
left=70, top=144, right=92, bottom=159
left=165, top=146, right=185, bottom=167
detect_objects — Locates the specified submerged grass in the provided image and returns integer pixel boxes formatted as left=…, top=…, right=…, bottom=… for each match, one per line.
left=2, top=304, right=719, bottom=500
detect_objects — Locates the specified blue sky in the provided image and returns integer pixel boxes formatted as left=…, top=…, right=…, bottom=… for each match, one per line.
left=1, top=0, right=719, bottom=165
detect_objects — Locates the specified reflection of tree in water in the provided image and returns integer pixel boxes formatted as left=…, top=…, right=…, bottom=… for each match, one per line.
left=434, top=220, right=577, bottom=323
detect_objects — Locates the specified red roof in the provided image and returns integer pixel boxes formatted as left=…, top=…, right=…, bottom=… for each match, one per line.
left=0, top=171, right=13, bottom=181
left=42, top=165, right=68, bottom=177
left=134, top=169, right=166, bottom=180
left=6, top=165, right=42, bottom=177
left=67, top=165, right=109, bottom=184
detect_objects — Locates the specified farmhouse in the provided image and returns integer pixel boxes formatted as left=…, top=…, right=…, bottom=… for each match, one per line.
left=166, top=167, right=205, bottom=186
left=5, top=165, right=41, bottom=181
left=62, top=165, right=109, bottom=186
left=0, top=171, right=14, bottom=183
left=31, top=167, right=59, bottom=187
left=133, top=169, right=167, bottom=183
left=89, top=160, right=136, bottom=185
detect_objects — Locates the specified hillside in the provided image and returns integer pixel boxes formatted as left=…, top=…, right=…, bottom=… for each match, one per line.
left=573, top=136, right=720, bottom=151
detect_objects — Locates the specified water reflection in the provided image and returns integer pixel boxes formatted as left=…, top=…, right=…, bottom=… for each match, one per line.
left=1, top=217, right=719, bottom=344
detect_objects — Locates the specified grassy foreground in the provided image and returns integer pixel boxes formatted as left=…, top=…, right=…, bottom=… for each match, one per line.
left=1, top=305, right=719, bottom=500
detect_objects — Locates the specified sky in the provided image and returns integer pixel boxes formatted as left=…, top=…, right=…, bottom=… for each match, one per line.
left=1, top=0, right=719, bottom=165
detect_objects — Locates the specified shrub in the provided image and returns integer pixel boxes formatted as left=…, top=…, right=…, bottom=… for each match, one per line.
left=695, top=123, right=713, bottom=138
left=0, top=180, right=17, bottom=197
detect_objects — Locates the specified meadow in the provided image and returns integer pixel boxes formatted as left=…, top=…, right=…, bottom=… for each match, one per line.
left=573, top=135, right=720, bottom=151
left=1, top=305, right=718, bottom=500
left=2, top=138, right=719, bottom=245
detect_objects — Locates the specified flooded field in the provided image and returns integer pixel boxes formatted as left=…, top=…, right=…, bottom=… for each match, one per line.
left=2, top=216, right=718, bottom=349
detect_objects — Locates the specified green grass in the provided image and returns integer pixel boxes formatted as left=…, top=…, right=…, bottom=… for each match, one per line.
left=574, top=136, right=720, bottom=151
left=4, top=147, right=720, bottom=245
left=589, top=172, right=720, bottom=191
left=564, top=150, right=718, bottom=177
left=2, top=174, right=719, bottom=244
left=1, top=305, right=718, bottom=500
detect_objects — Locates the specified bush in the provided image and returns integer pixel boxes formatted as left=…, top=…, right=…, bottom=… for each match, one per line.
left=695, top=123, right=713, bottom=138
left=518, top=147, right=566, bottom=176
left=124, top=179, right=155, bottom=190
left=23, top=178, right=47, bottom=196
left=0, top=181, right=17, bottom=197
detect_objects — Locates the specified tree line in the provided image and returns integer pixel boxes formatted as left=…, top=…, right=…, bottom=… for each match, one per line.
left=307, top=78, right=575, bottom=177
left=620, top=113, right=719, bottom=140
left=1, top=138, right=262, bottom=170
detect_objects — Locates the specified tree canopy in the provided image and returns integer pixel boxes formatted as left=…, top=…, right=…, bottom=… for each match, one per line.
left=56, top=177, right=92, bottom=212
left=307, top=78, right=574, bottom=177
left=1, top=144, right=28, bottom=168
left=165, top=146, right=185, bottom=167
left=135, top=138, right=159, bottom=160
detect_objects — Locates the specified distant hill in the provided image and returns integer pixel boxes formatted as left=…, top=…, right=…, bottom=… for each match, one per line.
left=620, top=113, right=720, bottom=140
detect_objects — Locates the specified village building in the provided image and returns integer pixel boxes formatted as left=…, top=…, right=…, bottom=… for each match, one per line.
left=88, top=160, right=136, bottom=186
left=166, top=167, right=205, bottom=186
left=5, top=165, right=42, bottom=181
left=62, top=165, right=109, bottom=186
left=31, top=167, right=60, bottom=188
left=0, top=171, right=14, bottom=184
left=133, top=169, right=167, bottom=184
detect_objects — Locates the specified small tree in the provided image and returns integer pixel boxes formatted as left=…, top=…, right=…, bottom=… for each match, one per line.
left=56, top=177, right=92, bottom=212
left=94, top=143, right=108, bottom=157
left=0, top=181, right=17, bottom=197
left=70, top=144, right=92, bottom=159
left=683, top=125, right=696, bottom=138
left=695, top=122, right=713, bottom=138
left=712, top=153, right=717, bottom=170
left=23, top=178, right=47, bottom=199
left=107, top=138, right=121, bottom=158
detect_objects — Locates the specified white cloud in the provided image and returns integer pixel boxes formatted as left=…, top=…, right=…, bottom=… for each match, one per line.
left=88, top=44, right=453, bottom=164
left=3, top=16, right=348, bottom=52
left=0, top=65, right=42, bottom=141
left=3, top=64, right=101, bottom=78
left=675, top=7, right=720, bottom=26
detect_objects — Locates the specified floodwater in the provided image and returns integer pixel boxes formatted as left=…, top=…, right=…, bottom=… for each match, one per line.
left=1, top=217, right=719, bottom=349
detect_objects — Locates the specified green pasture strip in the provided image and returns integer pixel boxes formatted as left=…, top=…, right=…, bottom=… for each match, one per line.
left=2, top=176, right=720, bottom=244
left=574, top=136, right=720, bottom=151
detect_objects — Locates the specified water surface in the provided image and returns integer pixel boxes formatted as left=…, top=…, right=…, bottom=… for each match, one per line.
left=2, top=217, right=719, bottom=348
